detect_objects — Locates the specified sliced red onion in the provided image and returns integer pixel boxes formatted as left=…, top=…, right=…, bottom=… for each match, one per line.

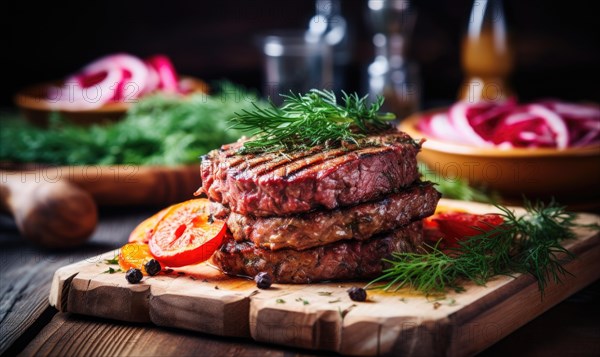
left=49, top=62, right=123, bottom=110
left=541, top=100, right=600, bottom=120
left=143, top=64, right=161, bottom=94
left=419, top=113, right=464, bottom=142
left=45, top=53, right=184, bottom=110
left=145, top=55, right=178, bottom=93
left=525, top=104, right=569, bottom=149
left=47, top=53, right=154, bottom=109
left=417, top=99, right=599, bottom=149
left=492, top=114, right=555, bottom=148
left=84, top=54, right=148, bottom=100
left=448, top=102, right=493, bottom=147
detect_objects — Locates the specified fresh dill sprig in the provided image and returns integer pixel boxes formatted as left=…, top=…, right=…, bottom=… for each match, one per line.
left=230, top=89, right=396, bottom=153
left=366, top=199, right=589, bottom=296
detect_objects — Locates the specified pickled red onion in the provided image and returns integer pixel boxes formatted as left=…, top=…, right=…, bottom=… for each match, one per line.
left=145, top=55, right=179, bottom=93
left=46, top=53, right=182, bottom=110
left=418, top=100, right=600, bottom=149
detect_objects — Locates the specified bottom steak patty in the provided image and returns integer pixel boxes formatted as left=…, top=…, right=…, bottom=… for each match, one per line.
left=224, top=182, right=440, bottom=251
left=212, top=221, right=423, bottom=284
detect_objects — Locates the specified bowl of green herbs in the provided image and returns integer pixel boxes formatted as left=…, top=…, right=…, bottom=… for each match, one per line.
left=1, top=83, right=261, bottom=205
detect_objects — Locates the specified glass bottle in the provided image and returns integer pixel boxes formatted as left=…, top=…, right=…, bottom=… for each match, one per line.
left=365, top=0, right=419, bottom=119
left=459, top=0, right=514, bottom=103
left=306, top=0, right=350, bottom=92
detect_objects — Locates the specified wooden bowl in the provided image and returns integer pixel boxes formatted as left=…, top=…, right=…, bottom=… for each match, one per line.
left=400, top=111, right=600, bottom=206
left=0, top=162, right=200, bottom=207
left=14, top=76, right=209, bottom=127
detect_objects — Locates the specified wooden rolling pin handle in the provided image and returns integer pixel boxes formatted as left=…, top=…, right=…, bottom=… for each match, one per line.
left=0, top=173, right=98, bottom=248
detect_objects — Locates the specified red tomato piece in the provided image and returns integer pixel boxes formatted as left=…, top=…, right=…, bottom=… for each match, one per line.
left=149, top=199, right=226, bottom=267
left=424, top=211, right=504, bottom=248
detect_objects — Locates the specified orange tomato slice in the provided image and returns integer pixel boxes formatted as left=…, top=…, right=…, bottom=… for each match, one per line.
left=118, top=242, right=154, bottom=274
left=128, top=207, right=169, bottom=243
left=148, top=198, right=226, bottom=267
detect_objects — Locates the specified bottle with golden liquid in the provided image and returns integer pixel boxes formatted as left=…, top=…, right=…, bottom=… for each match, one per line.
left=459, top=0, right=513, bottom=103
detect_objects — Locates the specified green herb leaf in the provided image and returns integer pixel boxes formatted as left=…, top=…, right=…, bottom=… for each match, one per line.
left=105, top=257, right=119, bottom=265
left=276, top=298, right=286, bottom=304
left=295, top=297, right=310, bottom=305
left=419, top=162, right=499, bottom=203
left=103, top=267, right=122, bottom=274
left=230, top=89, right=395, bottom=153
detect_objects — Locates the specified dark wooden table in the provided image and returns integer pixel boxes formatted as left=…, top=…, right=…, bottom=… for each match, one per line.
left=1, top=207, right=599, bottom=357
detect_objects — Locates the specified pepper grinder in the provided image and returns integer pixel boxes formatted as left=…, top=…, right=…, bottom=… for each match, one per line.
left=459, top=0, right=514, bottom=102
left=365, top=0, right=419, bottom=119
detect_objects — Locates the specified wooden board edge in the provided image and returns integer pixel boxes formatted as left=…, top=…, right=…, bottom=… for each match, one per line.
left=149, top=292, right=251, bottom=337
left=445, top=231, right=600, bottom=357
left=49, top=262, right=89, bottom=311
left=250, top=302, right=343, bottom=352
left=67, top=276, right=152, bottom=323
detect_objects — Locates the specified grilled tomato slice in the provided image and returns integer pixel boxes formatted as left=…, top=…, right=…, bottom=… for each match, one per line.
left=148, top=198, right=226, bottom=267
left=424, top=211, right=504, bottom=248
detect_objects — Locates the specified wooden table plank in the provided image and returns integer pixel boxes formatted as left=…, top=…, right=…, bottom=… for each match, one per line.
left=18, top=313, right=330, bottom=357
left=0, top=208, right=152, bottom=355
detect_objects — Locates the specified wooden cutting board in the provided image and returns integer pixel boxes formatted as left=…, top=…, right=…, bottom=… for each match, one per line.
left=48, top=199, right=600, bottom=356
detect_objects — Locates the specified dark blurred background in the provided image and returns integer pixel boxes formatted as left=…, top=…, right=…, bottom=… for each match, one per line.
left=2, top=0, right=599, bottom=107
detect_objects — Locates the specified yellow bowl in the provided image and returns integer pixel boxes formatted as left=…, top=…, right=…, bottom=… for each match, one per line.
left=14, top=76, right=209, bottom=127
left=400, top=111, right=600, bottom=207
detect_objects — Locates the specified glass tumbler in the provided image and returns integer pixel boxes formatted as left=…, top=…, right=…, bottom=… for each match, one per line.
left=258, top=31, right=334, bottom=105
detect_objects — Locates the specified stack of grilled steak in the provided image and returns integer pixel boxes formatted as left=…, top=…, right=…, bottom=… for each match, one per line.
left=200, top=131, right=441, bottom=283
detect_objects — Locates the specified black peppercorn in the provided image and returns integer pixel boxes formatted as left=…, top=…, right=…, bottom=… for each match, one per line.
left=126, top=268, right=143, bottom=284
left=144, top=259, right=162, bottom=276
left=254, top=272, right=272, bottom=289
left=347, top=287, right=367, bottom=302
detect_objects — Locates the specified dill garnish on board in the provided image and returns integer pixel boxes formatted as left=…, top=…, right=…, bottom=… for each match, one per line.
left=230, top=89, right=396, bottom=153
left=367, top=200, right=598, bottom=296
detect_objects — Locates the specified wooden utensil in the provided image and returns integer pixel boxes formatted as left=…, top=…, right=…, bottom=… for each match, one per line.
left=0, top=172, right=97, bottom=248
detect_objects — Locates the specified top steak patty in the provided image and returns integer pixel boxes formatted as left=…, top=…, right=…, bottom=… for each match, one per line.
left=200, top=131, right=422, bottom=217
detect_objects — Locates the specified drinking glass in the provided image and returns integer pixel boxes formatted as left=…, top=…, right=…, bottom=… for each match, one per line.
left=258, top=31, right=333, bottom=105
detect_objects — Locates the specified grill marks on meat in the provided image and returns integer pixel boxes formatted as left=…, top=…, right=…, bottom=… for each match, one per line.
left=224, top=182, right=440, bottom=251
left=213, top=221, right=423, bottom=284
left=200, top=132, right=421, bottom=217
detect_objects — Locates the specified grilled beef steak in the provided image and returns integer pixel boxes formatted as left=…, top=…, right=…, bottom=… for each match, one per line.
left=222, top=182, right=440, bottom=251
left=213, top=221, right=423, bottom=283
left=200, top=132, right=422, bottom=217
